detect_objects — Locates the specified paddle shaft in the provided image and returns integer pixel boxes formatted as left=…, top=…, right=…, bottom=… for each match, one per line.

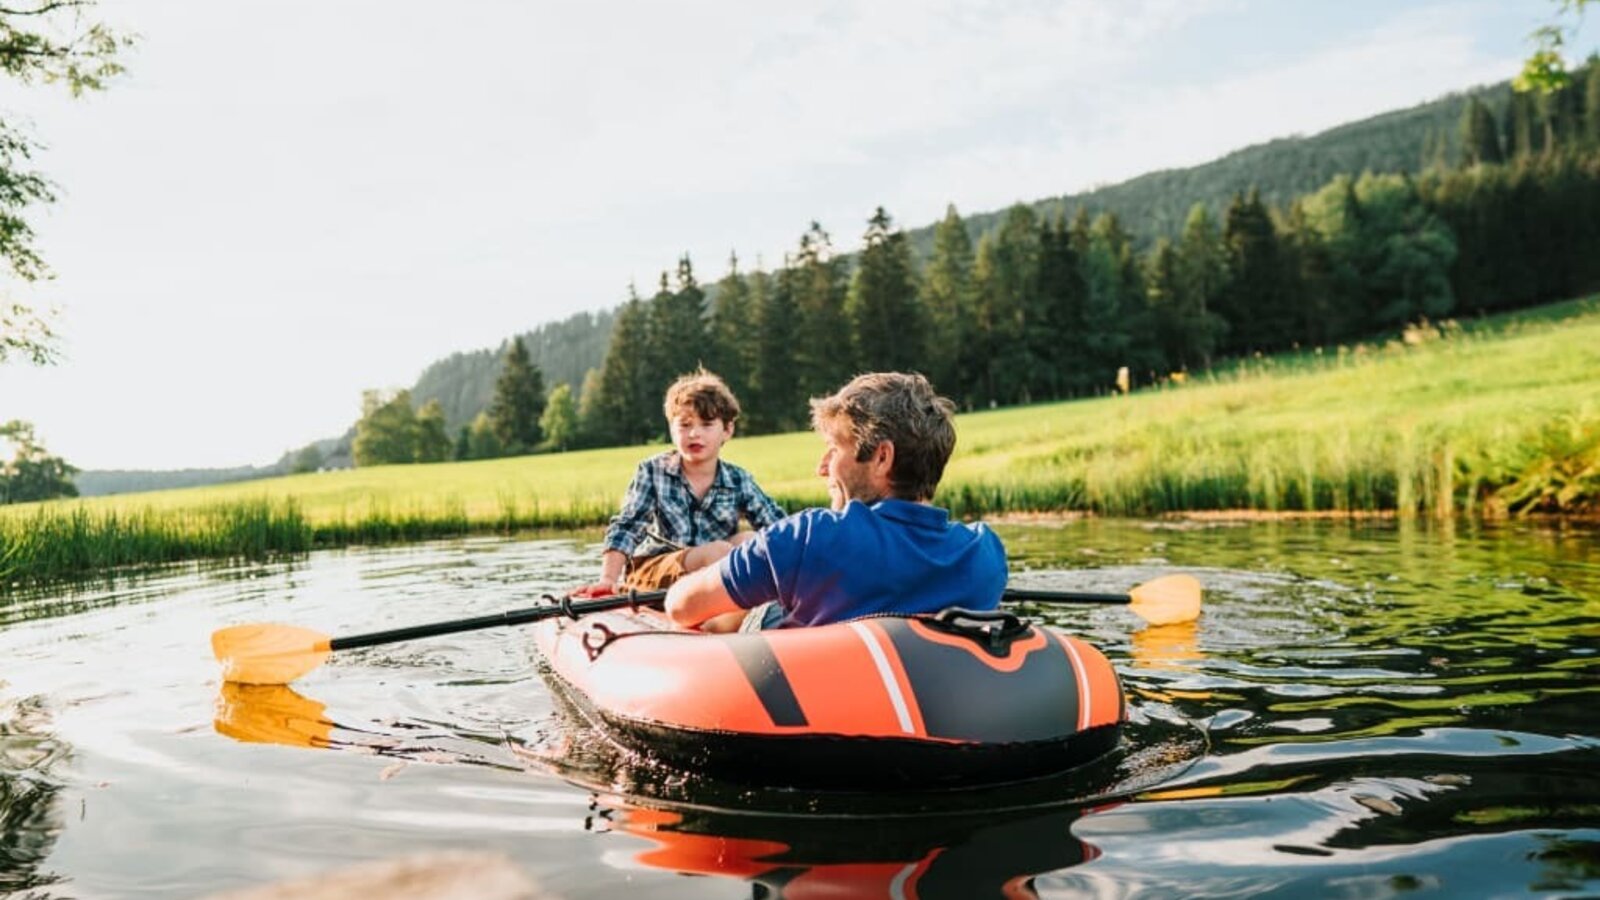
left=1003, top=587, right=1131, bottom=606
left=322, top=586, right=1130, bottom=651
left=326, top=590, right=667, bottom=651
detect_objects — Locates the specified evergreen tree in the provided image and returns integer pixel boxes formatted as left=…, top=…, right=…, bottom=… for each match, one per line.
left=540, top=383, right=578, bottom=452
left=1220, top=189, right=1291, bottom=353
left=1278, top=198, right=1342, bottom=345
left=790, top=222, right=851, bottom=399
left=1080, top=212, right=1152, bottom=389
left=748, top=260, right=804, bottom=432
left=971, top=203, right=1043, bottom=404
left=487, top=336, right=546, bottom=454
left=1585, top=59, right=1600, bottom=148
left=1173, top=203, right=1230, bottom=367
left=707, top=253, right=756, bottom=405
left=1459, top=96, right=1503, bottom=166
left=1506, top=90, right=1540, bottom=159
left=453, top=425, right=471, bottom=461
left=1037, top=212, right=1088, bottom=396
left=649, top=256, right=709, bottom=388
left=587, top=289, right=657, bottom=445
left=920, top=205, right=977, bottom=403
left=846, top=207, right=925, bottom=373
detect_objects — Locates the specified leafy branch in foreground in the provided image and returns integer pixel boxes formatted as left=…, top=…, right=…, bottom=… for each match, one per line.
left=0, top=1, right=133, bottom=364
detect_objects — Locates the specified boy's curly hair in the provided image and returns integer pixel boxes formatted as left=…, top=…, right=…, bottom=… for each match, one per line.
left=663, top=369, right=741, bottom=426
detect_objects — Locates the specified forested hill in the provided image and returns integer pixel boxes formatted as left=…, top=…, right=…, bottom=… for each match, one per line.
left=408, top=308, right=616, bottom=433
left=906, top=83, right=1506, bottom=259
left=401, top=78, right=1502, bottom=433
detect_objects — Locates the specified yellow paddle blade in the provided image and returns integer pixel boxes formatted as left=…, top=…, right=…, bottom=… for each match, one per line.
left=1127, top=574, right=1203, bottom=625
left=212, top=623, right=332, bottom=685
left=214, top=682, right=334, bottom=749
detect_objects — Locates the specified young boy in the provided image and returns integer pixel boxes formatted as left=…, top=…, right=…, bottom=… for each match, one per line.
left=573, top=370, right=785, bottom=597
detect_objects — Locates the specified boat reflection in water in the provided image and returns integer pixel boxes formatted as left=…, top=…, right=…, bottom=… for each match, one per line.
left=598, top=794, right=1107, bottom=899
left=212, top=681, right=1197, bottom=897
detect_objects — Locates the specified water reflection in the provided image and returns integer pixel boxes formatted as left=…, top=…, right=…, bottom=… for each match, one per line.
left=2, top=521, right=1597, bottom=897
left=599, top=797, right=1102, bottom=899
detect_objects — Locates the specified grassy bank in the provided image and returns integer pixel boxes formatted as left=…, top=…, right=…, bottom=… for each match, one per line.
left=4, top=296, right=1598, bottom=587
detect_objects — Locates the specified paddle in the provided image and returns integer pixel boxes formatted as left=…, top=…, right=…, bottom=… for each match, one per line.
left=213, top=590, right=668, bottom=686
left=213, top=575, right=1202, bottom=686
left=1005, top=573, right=1202, bottom=627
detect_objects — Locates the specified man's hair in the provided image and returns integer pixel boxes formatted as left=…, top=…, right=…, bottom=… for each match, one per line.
left=663, top=368, right=741, bottom=425
left=809, top=372, right=956, bottom=501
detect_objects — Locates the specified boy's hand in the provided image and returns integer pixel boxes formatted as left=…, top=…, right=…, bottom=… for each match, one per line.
left=570, top=582, right=618, bottom=599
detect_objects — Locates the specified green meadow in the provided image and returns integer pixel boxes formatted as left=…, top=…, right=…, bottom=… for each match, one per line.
left=4, top=296, right=1598, bottom=587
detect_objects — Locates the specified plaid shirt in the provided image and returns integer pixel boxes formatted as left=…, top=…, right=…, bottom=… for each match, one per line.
left=603, top=452, right=786, bottom=558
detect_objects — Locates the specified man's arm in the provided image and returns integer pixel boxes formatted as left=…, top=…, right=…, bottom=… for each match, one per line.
left=665, top=564, right=742, bottom=629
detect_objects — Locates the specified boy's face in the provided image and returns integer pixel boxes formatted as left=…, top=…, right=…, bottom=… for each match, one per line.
left=669, top=410, right=733, bottom=466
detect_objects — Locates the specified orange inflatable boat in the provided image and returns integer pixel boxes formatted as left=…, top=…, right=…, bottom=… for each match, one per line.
left=532, top=605, right=1125, bottom=789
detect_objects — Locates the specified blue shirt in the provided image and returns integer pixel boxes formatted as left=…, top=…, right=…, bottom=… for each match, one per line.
left=602, top=452, right=786, bottom=558
left=718, top=499, right=1008, bottom=627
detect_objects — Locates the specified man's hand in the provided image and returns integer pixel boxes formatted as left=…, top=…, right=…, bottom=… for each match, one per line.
left=569, top=582, right=618, bottom=599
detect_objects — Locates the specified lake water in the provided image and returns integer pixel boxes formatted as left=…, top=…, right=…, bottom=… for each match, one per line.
left=1, top=518, right=1596, bottom=898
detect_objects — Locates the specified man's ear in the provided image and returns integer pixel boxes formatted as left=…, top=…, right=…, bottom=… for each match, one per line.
left=726, top=421, right=736, bottom=439
left=874, top=439, right=895, bottom=475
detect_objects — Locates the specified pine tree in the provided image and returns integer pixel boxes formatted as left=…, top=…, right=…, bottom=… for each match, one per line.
left=648, top=256, right=708, bottom=388
left=920, top=205, right=977, bottom=403
left=1174, top=203, right=1229, bottom=367
left=1459, top=96, right=1503, bottom=166
left=1037, top=212, right=1087, bottom=396
left=707, top=253, right=756, bottom=405
left=586, top=289, right=657, bottom=445
left=846, top=207, right=924, bottom=373
left=487, top=336, right=546, bottom=454
left=971, top=203, right=1042, bottom=404
left=1220, top=189, right=1291, bottom=354
left=790, top=223, right=851, bottom=399
left=1506, top=91, right=1539, bottom=159
left=748, top=261, right=803, bottom=433
left=1585, top=59, right=1600, bottom=148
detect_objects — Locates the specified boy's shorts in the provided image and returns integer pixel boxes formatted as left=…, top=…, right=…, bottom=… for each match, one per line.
left=623, top=549, right=690, bottom=590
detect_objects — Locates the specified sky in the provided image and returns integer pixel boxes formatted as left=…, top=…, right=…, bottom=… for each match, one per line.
left=1, top=0, right=1593, bottom=471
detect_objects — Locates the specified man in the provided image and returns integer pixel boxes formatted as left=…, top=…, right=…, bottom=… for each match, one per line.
left=666, top=372, right=1007, bottom=632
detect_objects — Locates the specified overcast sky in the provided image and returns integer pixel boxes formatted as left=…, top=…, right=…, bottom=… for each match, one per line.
left=1, top=0, right=1592, bottom=470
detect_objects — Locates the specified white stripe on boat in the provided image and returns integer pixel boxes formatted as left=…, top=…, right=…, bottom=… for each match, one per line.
left=889, top=861, right=918, bottom=899
left=849, top=622, right=915, bottom=734
left=1060, top=635, right=1092, bottom=732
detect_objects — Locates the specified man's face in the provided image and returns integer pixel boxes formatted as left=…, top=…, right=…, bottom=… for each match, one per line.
left=816, top=420, right=883, bottom=510
left=669, top=412, right=731, bottom=466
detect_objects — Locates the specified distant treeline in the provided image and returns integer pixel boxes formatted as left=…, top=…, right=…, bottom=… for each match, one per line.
left=575, top=146, right=1599, bottom=445
left=308, top=63, right=1600, bottom=460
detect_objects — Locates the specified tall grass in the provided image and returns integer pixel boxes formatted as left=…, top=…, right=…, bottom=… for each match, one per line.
left=4, top=296, right=1598, bottom=588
